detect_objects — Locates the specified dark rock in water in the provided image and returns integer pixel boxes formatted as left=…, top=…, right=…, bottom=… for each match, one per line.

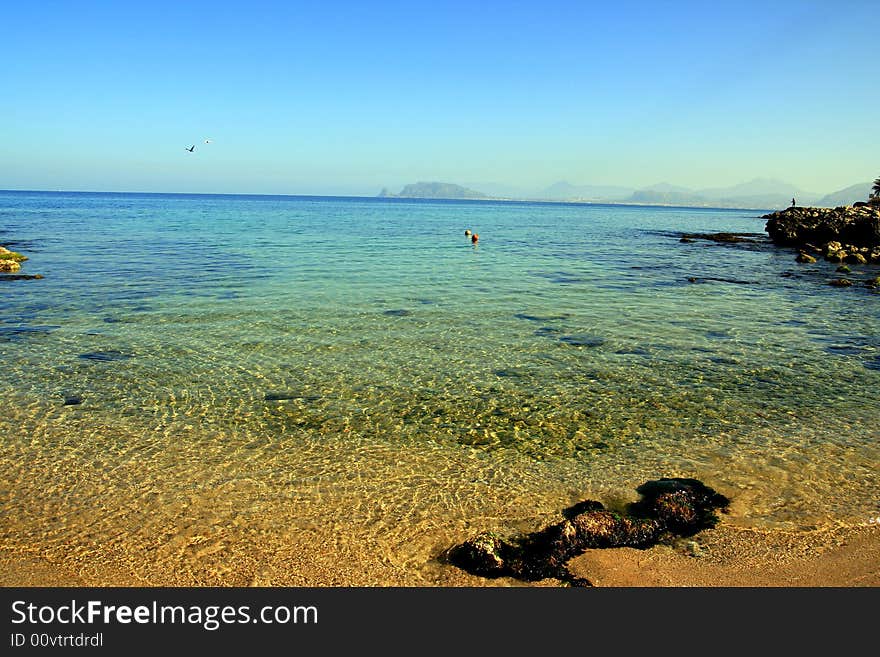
left=493, top=368, right=525, bottom=379
left=514, top=313, right=568, bottom=322
left=559, top=335, right=604, bottom=347
left=265, top=392, right=297, bottom=401
left=445, top=532, right=513, bottom=578
left=0, top=273, right=44, bottom=281
left=78, top=350, right=132, bottom=362
left=829, top=278, right=853, bottom=287
left=679, top=237, right=696, bottom=243
left=63, top=394, right=83, bottom=406
left=264, top=391, right=321, bottom=402
left=561, top=500, right=605, bottom=520
left=615, top=347, right=650, bottom=356
left=836, top=265, right=851, bottom=273
left=551, top=275, right=582, bottom=284
left=795, top=252, right=817, bottom=263
left=444, top=477, right=729, bottom=584
left=686, top=276, right=757, bottom=285
left=825, top=344, right=864, bottom=356
left=383, top=309, right=412, bottom=317
left=534, top=326, right=562, bottom=337
left=680, top=232, right=762, bottom=244
left=628, top=478, right=730, bottom=536
left=0, top=324, right=59, bottom=341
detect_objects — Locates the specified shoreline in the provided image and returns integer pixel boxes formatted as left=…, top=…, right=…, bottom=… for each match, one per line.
left=2, top=523, right=877, bottom=587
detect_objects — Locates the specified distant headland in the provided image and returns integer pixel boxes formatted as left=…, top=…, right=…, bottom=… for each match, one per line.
left=378, top=182, right=488, bottom=200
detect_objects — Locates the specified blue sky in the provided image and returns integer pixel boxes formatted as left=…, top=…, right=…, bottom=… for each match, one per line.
left=2, top=0, right=877, bottom=196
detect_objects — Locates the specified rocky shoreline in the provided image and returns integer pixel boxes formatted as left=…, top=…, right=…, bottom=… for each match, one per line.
left=763, top=204, right=880, bottom=262
left=762, top=204, right=880, bottom=288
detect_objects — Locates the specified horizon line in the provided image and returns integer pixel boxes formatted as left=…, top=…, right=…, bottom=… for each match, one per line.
left=0, top=188, right=778, bottom=213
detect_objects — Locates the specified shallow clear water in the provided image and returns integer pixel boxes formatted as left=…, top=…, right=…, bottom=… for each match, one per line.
left=1, top=191, right=878, bottom=584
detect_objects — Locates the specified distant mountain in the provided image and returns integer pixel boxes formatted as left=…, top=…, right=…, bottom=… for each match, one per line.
left=627, top=189, right=709, bottom=206
left=625, top=178, right=821, bottom=209
left=697, top=178, right=820, bottom=208
left=817, top=182, right=873, bottom=207
left=539, top=181, right=634, bottom=201
left=463, top=182, right=535, bottom=199
left=698, top=178, right=806, bottom=199
left=640, top=182, right=695, bottom=194
left=378, top=182, right=488, bottom=200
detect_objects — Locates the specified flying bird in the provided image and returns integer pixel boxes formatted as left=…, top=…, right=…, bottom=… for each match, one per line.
left=185, top=145, right=195, bottom=152
left=204, top=139, right=213, bottom=144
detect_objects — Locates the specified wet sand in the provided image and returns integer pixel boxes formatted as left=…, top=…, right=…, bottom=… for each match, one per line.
left=2, top=523, right=877, bottom=588
left=569, top=524, right=880, bottom=587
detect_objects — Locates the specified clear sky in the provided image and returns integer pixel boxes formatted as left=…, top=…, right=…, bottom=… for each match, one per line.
left=2, top=0, right=877, bottom=196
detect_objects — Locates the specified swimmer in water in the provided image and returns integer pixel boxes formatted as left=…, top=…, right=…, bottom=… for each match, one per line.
left=471, top=233, right=479, bottom=244
left=464, top=229, right=471, bottom=236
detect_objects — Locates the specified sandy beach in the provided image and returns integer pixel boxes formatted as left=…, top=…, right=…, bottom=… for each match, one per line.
left=568, top=523, right=880, bottom=587
left=2, top=505, right=877, bottom=587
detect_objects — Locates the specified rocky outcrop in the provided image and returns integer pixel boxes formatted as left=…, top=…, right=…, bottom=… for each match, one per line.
left=0, top=259, right=21, bottom=272
left=444, top=477, right=729, bottom=585
left=0, top=245, right=40, bottom=279
left=763, top=205, right=880, bottom=258
left=0, top=246, right=27, bottom=272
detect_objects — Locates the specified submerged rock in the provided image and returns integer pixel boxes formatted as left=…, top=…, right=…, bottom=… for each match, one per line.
left=1, top=274, right=44, bottom=281
left=78, top=350, right=132, bottom=362
left=559, top=335, right=605, bottom=347
left=686, top=276, right=757, bottom=285
left=264, top=391, right=321, bottom=402
left=680, top=232, right=762, bottom=243
left=444, top=477, right=730, bottom=584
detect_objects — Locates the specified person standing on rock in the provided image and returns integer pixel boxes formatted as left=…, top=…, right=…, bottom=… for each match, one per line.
left=791, top=197, right=796, bottom=207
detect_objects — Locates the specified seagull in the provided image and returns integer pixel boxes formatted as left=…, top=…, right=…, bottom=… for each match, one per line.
left=185, top=145, right=195, bottom=152
left=204, top=139, right=212, bottom=144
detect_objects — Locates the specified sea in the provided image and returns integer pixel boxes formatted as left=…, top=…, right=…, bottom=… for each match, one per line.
left=1, top=190, right=878, bottom=584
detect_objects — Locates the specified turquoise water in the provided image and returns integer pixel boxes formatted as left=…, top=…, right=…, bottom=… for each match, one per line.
left=1, top=191, right=878, bottom=584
